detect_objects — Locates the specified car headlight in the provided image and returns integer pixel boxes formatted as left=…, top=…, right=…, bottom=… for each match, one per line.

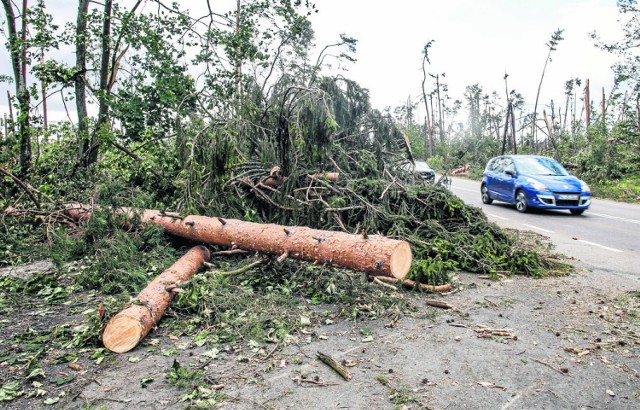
left=524, top=177, right=548, bottom=192
left=580, top=181, right=590, bottom=193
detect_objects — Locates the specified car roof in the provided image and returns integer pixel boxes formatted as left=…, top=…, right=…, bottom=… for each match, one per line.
left=490, top=155, right=554, bottom=161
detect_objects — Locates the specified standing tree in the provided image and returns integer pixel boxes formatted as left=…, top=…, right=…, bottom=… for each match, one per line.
left=531, top=29, right=564, bottom=151
left=1, top=0, right=31, bottom=175
left=421, top=40, right=434, bottom=157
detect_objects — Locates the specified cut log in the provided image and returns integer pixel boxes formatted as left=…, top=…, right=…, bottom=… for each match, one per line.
left=66, top=204, right=411, bottom=279
left=102, top=246, right=210, bottom=353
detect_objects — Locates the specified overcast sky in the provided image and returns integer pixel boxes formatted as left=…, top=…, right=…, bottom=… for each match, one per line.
left=309, top=0, right=624, bottom=114
left=0, top=0, right=626, bottom=124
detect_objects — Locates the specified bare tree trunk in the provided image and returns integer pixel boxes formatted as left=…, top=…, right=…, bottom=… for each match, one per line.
left=601, top=87, right=606, bottom=128
left=637, top=94, right=640, bottom=130
left=421, top=54, right=432, bottom=157
left=429, top=95, right=435, bottom=147
left=235, top=0, right=242, bottom=98
left=40, top=50, right=47, bottom=131
left=436, top=74, right=444, bottom=144
left=76, top=0, right=90, bottom=159
left=2, top=0, right=31, bottom=175
left=585, top=79, right=590, bottom=133
left=87, top=0, right=113, bottom=166
left=6, top=90, right=15, bottom=134
left=501, top=103, right=511, bottom=155
left=510, top=105, right=517, bottom=154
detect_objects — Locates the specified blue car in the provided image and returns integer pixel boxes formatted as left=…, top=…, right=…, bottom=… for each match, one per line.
left=481, top=155, right=591, bottom=215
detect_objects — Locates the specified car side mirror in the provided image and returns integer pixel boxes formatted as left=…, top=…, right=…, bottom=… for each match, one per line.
left=505, top=169, right=516, bottom=177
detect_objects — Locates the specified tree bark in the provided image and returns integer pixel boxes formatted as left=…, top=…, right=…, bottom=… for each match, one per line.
left=2, top=0, right=31, bottom=175
left=65, top=205, right=412, bottom=279
left=86, top=0, right=113, bottom=166
left=102, top=246, right=210, bottom=353
left=585, top=79, right=590, bottom=132
left=75, top=0, right=90, bottom=159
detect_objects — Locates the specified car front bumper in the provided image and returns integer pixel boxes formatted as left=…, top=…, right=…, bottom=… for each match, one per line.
left=531, top=192, right=591, bottom=209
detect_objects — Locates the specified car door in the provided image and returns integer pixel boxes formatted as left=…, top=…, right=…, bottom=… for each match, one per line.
left=494, top=158, right=516, bottom=201
left=483, top=157, right=503, bottom=199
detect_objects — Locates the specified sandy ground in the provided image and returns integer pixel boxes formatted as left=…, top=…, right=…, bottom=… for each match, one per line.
left=1, top=259, right=638, bottom=410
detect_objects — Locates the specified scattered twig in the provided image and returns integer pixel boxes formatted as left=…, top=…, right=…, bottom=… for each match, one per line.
left=477, top=381, right=508, bottom=391
left=369, top=275, right=452, bottom=293
left=372, top=277, right=398, bottom=291
left=211, top=259, right=266, bottom=277
left=316, top=351, right=352, bottom=381
left=292, top=377, right=337, bottom=387
left=484, top=297, right=499, bottom=307
left=474, top=324, right=517, bottom=340
left=211, top=249, right=249, bottom=257
left=425, top=298, right=460, bottom=311
left=529, top=356, right=570, bottom=376
left=259, top=342, right=280, bottom=362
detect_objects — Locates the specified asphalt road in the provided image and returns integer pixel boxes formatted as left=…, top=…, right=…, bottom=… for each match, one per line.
left=448, top=176, right=640, bottom=281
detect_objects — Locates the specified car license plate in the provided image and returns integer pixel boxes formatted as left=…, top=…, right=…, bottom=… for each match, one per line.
left=557, top=194, right=579, bottom=200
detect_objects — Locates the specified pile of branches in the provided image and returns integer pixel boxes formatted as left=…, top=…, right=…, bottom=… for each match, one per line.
left=193, top=151, right=544, bottom=287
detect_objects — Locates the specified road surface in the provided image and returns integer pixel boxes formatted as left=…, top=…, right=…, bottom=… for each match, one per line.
left=448, top=176, right=640, bottom=281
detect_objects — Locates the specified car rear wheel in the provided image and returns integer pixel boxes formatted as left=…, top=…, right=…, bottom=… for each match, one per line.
left=515, top=190, right=528, bottom=213
left=481, top=185, right=493, bottom=204
left=570, top=209, right=585, bottom=215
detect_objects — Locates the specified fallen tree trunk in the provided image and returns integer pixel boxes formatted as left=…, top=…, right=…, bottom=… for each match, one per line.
left=102, top=246, right=210, bottom=353
left=65, top=204, right=411, bottom=279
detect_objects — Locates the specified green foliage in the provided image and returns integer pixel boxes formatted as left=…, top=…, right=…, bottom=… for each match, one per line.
left=168, top=359, right=221, bottom=408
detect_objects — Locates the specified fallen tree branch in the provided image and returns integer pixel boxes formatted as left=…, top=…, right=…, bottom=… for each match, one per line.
left=0, top=166, right=41, bottom=209
left=474, top=324, right=517, bottom=340
left=372, top=277, right=398, bottom=291
left=530, top=357, right=570, bottom=376
left=316, top=351, right=352, bottom=381
left=369, top=275, right=452, bottom=292
left=210, top=258, right=266, bottom=277
left=424, top=298, right=459, bottom=311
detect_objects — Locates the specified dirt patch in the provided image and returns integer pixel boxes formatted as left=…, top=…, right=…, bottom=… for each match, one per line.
left=1, top=262, right=638, bottom=409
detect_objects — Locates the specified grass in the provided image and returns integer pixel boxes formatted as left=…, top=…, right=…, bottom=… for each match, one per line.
left=591, top=175, right=640, bottom=203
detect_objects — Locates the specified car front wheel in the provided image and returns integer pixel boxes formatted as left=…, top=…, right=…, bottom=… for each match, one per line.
left=481, top=184, right=493, bottom=204
left=515, top=190, right=528, bottom=213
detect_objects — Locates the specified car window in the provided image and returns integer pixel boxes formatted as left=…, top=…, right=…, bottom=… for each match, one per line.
left=503, top=159, right=516, bottom=174
left=492, top=158, right=505, bottom=173
left=414, top=161, right=433, bottom=172
left=514, top=157, right=568, bottom=176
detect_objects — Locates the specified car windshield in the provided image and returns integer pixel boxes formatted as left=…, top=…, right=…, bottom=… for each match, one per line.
left=514, top=157, right=568, bottom=176
left=414, top=162, right=433, bottom=172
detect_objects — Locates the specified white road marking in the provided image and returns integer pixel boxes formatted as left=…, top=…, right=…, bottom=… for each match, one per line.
left=488, top=213, right=508, bottom=220
left=523, top=224, right=553, bottom=233
left=454, top=186, right=478, bottom=193
left=577, top=240, right=624, bottom=253
left=588, top=212, right=640, bottom=225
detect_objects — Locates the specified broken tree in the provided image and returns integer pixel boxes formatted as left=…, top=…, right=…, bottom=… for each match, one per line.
left=65, top=204, right=412, bottom=279
left=102, top=246, right=210, bottom=353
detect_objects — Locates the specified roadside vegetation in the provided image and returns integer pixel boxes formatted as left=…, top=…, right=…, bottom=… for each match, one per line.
left=0, top=0, right=637, bottom=407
